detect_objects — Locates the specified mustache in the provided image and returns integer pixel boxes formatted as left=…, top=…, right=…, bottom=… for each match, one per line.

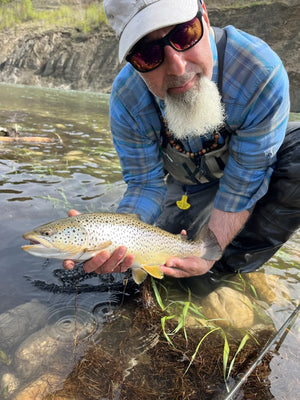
left=166, top=72, right=201, bottom=91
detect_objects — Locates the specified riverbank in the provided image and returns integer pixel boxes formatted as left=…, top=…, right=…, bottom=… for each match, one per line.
left=0, top=0, right=299, bottom=111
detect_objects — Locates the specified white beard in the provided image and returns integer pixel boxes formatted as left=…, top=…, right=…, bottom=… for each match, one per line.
left=164, top=76, right=225, bottom=140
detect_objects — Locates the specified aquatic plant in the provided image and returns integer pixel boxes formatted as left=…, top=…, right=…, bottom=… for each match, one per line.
left=151, top=278, right=255, bottom=388
left=36, top=187, right=73, bottom=210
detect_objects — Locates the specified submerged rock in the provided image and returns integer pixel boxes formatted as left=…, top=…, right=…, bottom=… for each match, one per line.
left=245, top=272, right=291, bottom=305
left=201, top=286, right=255, bottom=329
left=15, top=326, right=64, bottom=380
left=1, top=372, right=20, bottom=399
left=13, top=374, right=62, bottom=400
left=0, top=300, right=48, bottom=350
left=15, top=316, right=94, bottom=380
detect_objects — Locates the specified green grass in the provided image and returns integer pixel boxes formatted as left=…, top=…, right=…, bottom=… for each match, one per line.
left=0, top=0, right=108, bottom=32
left=151, top=278, right=252, bottom=384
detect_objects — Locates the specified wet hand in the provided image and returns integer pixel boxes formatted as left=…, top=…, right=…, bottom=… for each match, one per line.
left=161, top=256, right=214, bottom=278
left=62, top=209, right=135, bottom=274
left=160, top=229, right=213, bottom=278
left=83, top=246, right=135, bottom=274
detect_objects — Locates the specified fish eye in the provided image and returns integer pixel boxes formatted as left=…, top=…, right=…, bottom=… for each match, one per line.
left=41, top=229, right=53, bottom=237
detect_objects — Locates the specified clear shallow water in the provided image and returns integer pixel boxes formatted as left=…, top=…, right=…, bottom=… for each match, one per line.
left=0, top=83, right=299, bottom=399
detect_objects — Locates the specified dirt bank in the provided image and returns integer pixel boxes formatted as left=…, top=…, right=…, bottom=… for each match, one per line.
left=0, top=1, right=299, bottom=111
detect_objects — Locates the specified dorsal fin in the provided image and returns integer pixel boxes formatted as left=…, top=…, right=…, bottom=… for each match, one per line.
left=124, top=213, right=141, bottom=220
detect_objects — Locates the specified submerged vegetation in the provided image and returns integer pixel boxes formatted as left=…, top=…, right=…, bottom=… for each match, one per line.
left=151, top=278, right=255, bottom=390
left=40, top=279, right=274, bottom=400
left=0, top=0, right=107, bottom=32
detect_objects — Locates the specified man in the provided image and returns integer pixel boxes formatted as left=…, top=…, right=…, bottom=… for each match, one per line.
left=64, top=0, right=300, bottom=291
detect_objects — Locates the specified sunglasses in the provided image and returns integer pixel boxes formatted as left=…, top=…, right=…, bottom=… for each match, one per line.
left=126, top=12, right=204, bottom=73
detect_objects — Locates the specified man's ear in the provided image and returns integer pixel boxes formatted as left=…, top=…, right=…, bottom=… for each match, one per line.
left=201, top=1, right=210, bottom=29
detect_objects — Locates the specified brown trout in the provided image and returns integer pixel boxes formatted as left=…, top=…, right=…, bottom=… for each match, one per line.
left=22, top=213, right=222, bottom=284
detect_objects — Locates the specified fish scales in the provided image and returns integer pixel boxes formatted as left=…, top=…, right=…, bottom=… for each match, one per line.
left=22, top=212, right=222, bottom=284
left=76, top=214, right=189, bottom=264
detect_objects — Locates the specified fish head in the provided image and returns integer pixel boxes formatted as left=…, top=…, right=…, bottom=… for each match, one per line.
left=22, top=218, right=88, bottom=260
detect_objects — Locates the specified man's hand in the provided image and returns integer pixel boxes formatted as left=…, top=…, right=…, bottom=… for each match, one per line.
left=161, top=256, right=214, bottom=278
left=161, top=208, right=250, bottom=279
left=62, top=209, right=135, bottom=274
left=160, top=229, right=213, bottom=278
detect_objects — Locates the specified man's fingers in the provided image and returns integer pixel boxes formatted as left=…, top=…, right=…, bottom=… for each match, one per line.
left=84, top=250, right=111, bottom=273
left=161, top=265, right=189, bottom=278
left=162, top=256, right=212, bottom=277
left=83, top=246, right=131, bottom=274
left=68, top=209, right=81, bottom=217
left=119, top=254, right=135, bottom=272
left=63, top=259, right=75, bottom=270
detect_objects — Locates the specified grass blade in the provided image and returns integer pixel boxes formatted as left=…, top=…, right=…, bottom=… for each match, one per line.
left=184, top=327, right=220, bottom=375
left=151, top=277, right=165, bottom=311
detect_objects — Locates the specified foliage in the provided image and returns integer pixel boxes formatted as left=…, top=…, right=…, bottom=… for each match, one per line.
left=0, top=0, right=108, bottom=32
left=151, top=278, right=252, bottom=385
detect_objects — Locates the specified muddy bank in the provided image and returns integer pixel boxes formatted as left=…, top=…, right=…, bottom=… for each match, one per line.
left=0, top=1, right=299, bottom=111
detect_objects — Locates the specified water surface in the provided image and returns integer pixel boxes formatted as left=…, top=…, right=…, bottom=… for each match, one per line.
left=0, top=83, right=299, bottom=399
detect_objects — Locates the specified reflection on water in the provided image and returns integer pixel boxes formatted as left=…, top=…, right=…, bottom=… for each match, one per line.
left=0, top=83, right=299, bottom=399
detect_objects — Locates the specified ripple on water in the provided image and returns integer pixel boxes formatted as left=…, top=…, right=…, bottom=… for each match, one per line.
left=46, top=305, right=99, bottom=342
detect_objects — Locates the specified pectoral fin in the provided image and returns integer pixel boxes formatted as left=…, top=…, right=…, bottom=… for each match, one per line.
left=89, top=240, right=112, bottom=251
left=82, top=240, right=112, bottom=256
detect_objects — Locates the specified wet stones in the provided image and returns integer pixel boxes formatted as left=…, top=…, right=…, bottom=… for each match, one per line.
left=0, top=300, right=48, bottom=351
left=13, top=374, right=62, bottom=400
left=201, top=286, right=255, bottom=329
left=246, top=272, right=291, bottom=305
left=0, top=373, right=20, bottom=399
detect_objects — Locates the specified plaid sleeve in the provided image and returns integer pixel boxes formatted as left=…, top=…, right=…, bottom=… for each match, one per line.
left=214, top=26, right=290, bottom=212
left=109, top=66, right=167, bottom=223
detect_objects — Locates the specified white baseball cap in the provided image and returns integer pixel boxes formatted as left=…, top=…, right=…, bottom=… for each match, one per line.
left=104, top=0, right=200, bottom=63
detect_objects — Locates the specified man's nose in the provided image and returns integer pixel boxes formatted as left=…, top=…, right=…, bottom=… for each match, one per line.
left=164, top=46, right=186, bottom=75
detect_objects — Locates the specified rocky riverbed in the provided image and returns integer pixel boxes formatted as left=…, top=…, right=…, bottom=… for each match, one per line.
left=0, top=0, right=299, bottom=111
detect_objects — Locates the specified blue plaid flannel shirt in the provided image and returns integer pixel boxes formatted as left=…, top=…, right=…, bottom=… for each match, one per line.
left=109, top=25, right=290, bottom=224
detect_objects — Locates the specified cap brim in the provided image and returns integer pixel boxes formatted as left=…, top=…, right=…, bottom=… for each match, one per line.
left=119, top=0, right=199, bottom=62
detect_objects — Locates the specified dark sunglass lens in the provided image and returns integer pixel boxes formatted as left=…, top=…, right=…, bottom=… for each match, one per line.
left=170, top=17, right=202, bottom=50
left=130, top=44, right=163, bottom=72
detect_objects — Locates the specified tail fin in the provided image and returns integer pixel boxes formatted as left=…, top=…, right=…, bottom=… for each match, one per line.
left=195, top=224, right=222, bottom=261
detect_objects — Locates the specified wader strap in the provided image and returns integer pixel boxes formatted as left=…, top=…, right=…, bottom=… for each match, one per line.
left=212, top=26, right=227, bottom=95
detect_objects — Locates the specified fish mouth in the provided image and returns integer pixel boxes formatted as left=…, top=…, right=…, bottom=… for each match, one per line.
left=21, top=234, right=67, bottom=259
left=21, top=233, right=80, bottom=260
left=22, top=234, right=53, bottom=250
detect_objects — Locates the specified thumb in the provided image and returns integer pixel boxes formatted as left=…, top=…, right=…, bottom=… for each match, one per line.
left=68, top=209, right=81, bottom=217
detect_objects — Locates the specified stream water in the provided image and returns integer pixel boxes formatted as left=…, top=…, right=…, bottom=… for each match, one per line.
left=0, top=83, right=299, bottom=399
